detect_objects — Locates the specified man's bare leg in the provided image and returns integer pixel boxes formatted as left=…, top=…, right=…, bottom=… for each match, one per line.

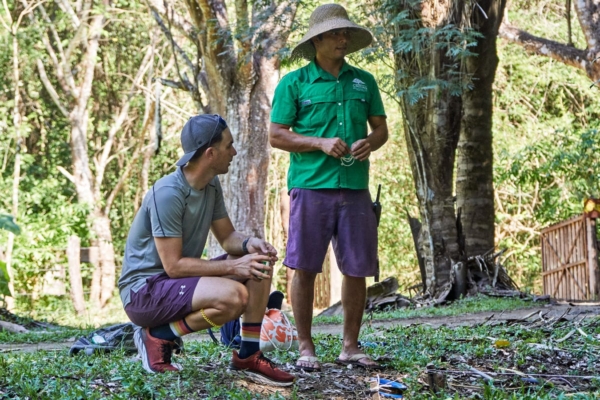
left=185, top=277, right=249, bottom=331
left=241, top=276, right=271, bottom=323
left=291, top=269, right=319, bottom=370
left=338, top=275, right=378, bottom=367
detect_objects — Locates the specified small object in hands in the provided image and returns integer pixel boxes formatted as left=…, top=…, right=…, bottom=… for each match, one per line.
left=258, top=253, right=270, bottom=280
left=340, top=154, right=355, bottom=166
left=259, top=261, right=268, bottom=279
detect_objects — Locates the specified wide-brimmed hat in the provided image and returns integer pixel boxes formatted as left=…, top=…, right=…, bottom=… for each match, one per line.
left=291, top=3, right=373, bottom=61
left=176, top=114, right=228, bottom=166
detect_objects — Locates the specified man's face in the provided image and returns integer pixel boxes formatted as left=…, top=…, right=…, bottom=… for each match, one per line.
left=210, top=128, right=237, bottom=174
left=314, top=29, right=351, bottom=60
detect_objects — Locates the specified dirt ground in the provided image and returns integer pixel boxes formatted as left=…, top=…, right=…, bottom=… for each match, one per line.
left=1, top=302, right=597, bottom=353
left=313, top=301, right=600, bottom=333
left=1, top=302, right=599, bottom=398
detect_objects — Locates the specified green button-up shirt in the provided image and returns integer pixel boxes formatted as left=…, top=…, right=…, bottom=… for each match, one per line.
left=271, top=60, right=386, bottom=191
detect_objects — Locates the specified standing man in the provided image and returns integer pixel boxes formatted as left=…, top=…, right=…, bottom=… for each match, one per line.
left=119, top=114, right=294, bottom=387
left=269, top=4, right=388, bottom=372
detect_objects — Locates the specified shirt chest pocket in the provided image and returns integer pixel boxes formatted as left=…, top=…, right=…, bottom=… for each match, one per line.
left=346, top=93, right=369, bottom=125
left=298, top=95, right=336, bottom=130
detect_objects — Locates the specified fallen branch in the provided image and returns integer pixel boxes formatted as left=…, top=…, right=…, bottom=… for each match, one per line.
left=465, top=365, right=495, bottom=383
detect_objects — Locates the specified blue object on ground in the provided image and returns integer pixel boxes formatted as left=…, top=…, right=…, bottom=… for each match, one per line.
left=358, top=340, right=388, bottom=348
left=376, top=378, right=407, bottom=399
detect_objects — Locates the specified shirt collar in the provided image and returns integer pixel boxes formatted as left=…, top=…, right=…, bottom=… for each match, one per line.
left=308, top=59, right=352, bottom=83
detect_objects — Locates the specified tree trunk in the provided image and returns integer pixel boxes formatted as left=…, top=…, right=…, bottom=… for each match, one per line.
left=92, top=213, right=116, bottom=307
left=396, top=20, right=464, bottom=295
left=456, top=0, right=507, bottom=256
left=401, top=93, right=462, bottom=294
left=67, top=236, right=86, bottom=315
left=219, top=58, right=277, bottom=239
left=149, top=0, right=296, bottom=257
left=5, top=31, right=22, bottom=310
left=387, top=0, right=507, bottom=297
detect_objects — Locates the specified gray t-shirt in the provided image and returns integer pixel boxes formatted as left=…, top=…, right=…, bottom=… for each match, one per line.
left=118, top=167, right=228, bottom=306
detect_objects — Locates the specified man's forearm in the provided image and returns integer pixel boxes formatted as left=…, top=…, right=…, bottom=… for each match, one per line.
left=166, top=257, right=233, bottom=278
left=366, top=124, right=388, bottom=153
left=220, top=231, right=248, bottom=256
left=269, top=123, right=323, bottom=153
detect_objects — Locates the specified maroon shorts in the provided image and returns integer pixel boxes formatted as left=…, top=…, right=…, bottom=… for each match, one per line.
left=284, top=188, right=378, bottom=277
left=124, top=254, right=228, bottom=328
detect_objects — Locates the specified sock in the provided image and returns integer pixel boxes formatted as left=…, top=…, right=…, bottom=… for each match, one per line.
left=149, top=318, right=194, bottom=341
left=267, top=291, right=284, bottom=310
left=238, top=322, right=261, bottom=359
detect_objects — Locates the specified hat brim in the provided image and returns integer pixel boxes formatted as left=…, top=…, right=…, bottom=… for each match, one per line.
left=291, top=20, right=373, bottom=61
left=175, top=151, right=196, bottom=166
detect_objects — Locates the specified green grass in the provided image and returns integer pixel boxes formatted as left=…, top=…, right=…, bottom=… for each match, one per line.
left=1, top=318, right=598, bottom=399
left=1, top=297, right=597, bottom=399
left=0, top=328, right=91, bottom=344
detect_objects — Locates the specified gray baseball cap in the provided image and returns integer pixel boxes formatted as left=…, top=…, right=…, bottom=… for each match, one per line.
left=176, top=114, right=228, bottom=166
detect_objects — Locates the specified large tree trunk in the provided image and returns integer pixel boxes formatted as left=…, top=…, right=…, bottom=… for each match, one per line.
left=386, top=0, right=507, bottom=297
left=401, top=94, right=462, bottom=294
left=456, top=0, right=507, bottom=256
left=220, top=58, right=278, bottom=239
left=394, top=1, right=466, bottom=295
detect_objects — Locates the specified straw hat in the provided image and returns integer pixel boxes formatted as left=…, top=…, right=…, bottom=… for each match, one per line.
left=291, top=3, right=373, bottom=61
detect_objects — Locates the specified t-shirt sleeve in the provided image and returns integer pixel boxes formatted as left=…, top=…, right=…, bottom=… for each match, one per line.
left=212, top=177, right=229, bottom=221
left=149, top=186, right=185, bottom=237
left=368, top=74, right=386, bottom=117
left=270, top=75, right=298, bottom=126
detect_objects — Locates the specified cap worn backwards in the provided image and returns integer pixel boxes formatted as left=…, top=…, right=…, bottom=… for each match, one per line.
left=176, top=114, right=228, bottom=166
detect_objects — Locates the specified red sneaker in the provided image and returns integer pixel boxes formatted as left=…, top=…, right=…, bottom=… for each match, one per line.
left=134, top=327, right=182, bottom=373
left=231, top=350, right=295, bottom=387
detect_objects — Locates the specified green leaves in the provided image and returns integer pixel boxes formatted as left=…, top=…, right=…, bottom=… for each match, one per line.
left=0, top=213, right=20, bottom=235
left=0, top=260, right=11, bottom=297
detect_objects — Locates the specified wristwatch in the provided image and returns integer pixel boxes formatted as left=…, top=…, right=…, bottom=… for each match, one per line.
left=242, top=237, right=250, bottom=255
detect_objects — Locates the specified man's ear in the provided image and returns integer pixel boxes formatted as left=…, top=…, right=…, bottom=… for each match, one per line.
left=205, top=147, right=216, bottom=159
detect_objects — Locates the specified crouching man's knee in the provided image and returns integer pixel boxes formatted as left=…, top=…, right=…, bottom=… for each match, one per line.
left=218, top=282, right=248, bottom=320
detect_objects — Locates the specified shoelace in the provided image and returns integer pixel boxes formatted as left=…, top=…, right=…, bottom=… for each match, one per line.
left=256, top=354, right=277, bottom=370
left=159, top=342, right=173, bottom=364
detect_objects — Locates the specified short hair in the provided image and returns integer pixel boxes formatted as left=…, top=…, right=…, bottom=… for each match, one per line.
left=187, top=129, right=225, bottom=163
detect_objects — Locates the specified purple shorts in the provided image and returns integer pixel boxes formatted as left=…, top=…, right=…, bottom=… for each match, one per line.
left=124, top=254, right=228, bottom=328
left=284, top=188, right=378, bottom=277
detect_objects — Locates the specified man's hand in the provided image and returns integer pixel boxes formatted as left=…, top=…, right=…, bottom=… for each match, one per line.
left=230, top=253, right=273, bottom=281
left=320, top=138, right=350, bottom=159
left=350, top=139, right=371, bottom=161
left=246, top=238, right=278, bottom=260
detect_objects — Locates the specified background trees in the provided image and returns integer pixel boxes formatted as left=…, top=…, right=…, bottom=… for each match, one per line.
left=0, top=0, right=175, bottom=309
left=0, top=0, right=598, bottom=317
left=146, top=0, right=297, bottom=255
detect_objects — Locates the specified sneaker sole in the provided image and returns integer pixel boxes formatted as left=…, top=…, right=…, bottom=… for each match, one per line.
left=239, top=370, right=294, bottom=387
left=134, top=328, right=156, bottom=374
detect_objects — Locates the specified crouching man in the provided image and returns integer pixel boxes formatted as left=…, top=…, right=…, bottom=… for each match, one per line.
left=118, top=114, right=295, bottom=387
